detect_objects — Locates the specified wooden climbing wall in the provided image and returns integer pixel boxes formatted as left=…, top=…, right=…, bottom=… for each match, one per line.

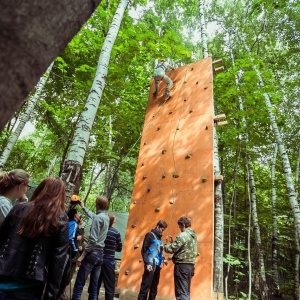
left=118, top=57, right=214, bottom=299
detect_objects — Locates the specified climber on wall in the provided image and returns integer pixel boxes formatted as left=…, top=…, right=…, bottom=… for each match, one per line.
left=153, top=59, right=175, bottom=97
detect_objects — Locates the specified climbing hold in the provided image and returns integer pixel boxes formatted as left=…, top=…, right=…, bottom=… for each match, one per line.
left=168, top=111, right=172, bottom=114
left=139, top=259, right=143, bottom=262
left=169, top=199, right=174, bottom=204
left=141, top=163, right=144, bottom=166
left=142, top=175, right=147, bottom=180
left=132, top=224, right=136, bottom=228
left=144, top=141, right=147, bottom=145
left=162, top=173, right=166, bottom=179
left=173, top=173, right=179, bottom=178
left=134, top=244, right=139, bottom=249
left=157, top=127, right=160, bottom=131
left=191, top=67, right=194, bottom=71
left=205, top=126, right=208, bottom=130
left=189, top=110, right=193, bottom=113
left=176, top=127, right=180, bottom=130
left=162, top=149, right=167, bottom=154
left=202, top=177, right=208, bottom=182
left=196, top=81, right=199, bottom=85
left=147, top=187, right=151, bottom=192
left=204, top=86, right=208, bottom=90
left=133, top=201, right=137, bottom=204
left=184, top=98, right=187, bottom=102
left=197, top=252, right=200, bottom=256
left=125, top=269, right=130, bottom=275
left=185, top=154, right=192, bottom=159
left=155, top=207, right=160, bottom=212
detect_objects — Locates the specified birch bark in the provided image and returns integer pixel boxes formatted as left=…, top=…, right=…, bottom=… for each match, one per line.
left=60, top=0, right=130, bottom=207
left=199, top=0, right=223, bottom=294
left=241, top=37, right=300, bottom=243
left=0, top=62, right=54, bottom=170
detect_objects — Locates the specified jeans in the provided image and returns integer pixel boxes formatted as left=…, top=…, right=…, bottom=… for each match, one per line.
left=137, top=264, right=161, bottom=300
left=174, top=264, right=194, bottom=300
left=71, top=249, right=103, bottom=300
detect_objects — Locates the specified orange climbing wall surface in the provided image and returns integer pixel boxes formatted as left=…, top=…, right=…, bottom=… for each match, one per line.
left=118, top=57, right=214, bottom=299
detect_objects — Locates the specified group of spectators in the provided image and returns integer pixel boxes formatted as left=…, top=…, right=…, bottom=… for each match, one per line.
left=0, top=169, right=122, bottom=300
left=0, top=169, right=198, bottom=300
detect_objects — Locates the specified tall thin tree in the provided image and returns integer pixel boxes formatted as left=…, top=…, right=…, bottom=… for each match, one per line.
left=60, top=0, right=130, bottom=207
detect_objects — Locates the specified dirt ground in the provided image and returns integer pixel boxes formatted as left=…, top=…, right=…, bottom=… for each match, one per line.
left=62, top=273, right=119, bottom=300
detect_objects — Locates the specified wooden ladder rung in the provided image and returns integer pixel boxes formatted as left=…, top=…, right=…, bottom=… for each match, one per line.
left=212, top=59, right=223, bottom=66
left=214, top=175, right=223, bottom=181
left=214, top=114, right=226, bottom=121
left=215, top=120, right=228, bottom=126
left=213, top=66, right=225, bottom=75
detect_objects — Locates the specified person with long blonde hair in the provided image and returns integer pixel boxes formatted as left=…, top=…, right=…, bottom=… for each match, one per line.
left=0, top=169, right=30, bottom=225
left=0, top=177, right=69, bottom=300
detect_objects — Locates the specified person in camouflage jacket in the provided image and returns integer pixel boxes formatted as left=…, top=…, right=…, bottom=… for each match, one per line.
left=164, top=216, right=197, bottom=300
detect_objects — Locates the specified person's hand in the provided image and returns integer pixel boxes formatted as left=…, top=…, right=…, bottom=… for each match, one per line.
left=146, top=264, right=153, bottom=272
left=163, top=259, right=168, bottom=266
left=167, top=235, right=173, bottom=243
left=79, top=201, right=84, bottom=208
left=77, top=254, right=85, bottom=267
left=77, top=235, right=82, bottom=241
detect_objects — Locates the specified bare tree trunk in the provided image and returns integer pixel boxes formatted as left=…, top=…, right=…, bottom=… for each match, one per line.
left=0, top=0, right=103, bottom=131
left=229, top=35, right=268, bottom=299
left=198, top=0, right=224, bottom=294
left=0, top=62, right=54, bottom=170
left=60, top=0, right=130, bottom=208
left=241, top=36, right=300, bottom=243
left=271, top=143, right=281, bottom=296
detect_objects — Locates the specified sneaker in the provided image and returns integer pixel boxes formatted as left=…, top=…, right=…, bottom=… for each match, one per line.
left=163, top=90, right=170, bottom=97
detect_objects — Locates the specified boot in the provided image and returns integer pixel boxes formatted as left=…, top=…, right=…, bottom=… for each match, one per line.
left=163, top=90, right=170, bottom=97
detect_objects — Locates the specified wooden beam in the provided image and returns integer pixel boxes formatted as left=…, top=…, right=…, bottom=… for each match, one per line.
left=212, top=59, right=223, bottom=66
left=213, top=66, right=225, bottom=75
left=215, top=120, right=228, bottom=126
left=214, top=114, right=226, bottom=121
left=214, top=175, right=223, bottom=181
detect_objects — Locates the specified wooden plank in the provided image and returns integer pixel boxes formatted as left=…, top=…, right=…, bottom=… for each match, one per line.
left=214, top=114, right=226, bottom=121
left=212, top=58, right=223, bottom=66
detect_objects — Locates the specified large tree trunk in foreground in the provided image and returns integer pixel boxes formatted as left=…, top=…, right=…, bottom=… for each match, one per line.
left=0, top=0, right=102, bottom=131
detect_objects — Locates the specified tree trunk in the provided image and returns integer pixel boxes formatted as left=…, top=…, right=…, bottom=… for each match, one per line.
left=241, top=37, right=300, bottom=243
left=0, top=62, right=54, bottom=170
left=60, top=0, right=129, bottom=207
left=271, top=143, right=281, bottom=296
left=0, top=0, right=102, bottom=131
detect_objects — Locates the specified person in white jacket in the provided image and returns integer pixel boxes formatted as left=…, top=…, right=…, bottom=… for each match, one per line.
left=153, top=59, right=175, bottom=97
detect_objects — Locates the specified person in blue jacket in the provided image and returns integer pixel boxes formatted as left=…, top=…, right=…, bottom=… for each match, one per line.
left=137, top=220, right=168, bottom=300
left=58, top=208, right=82, bottom=299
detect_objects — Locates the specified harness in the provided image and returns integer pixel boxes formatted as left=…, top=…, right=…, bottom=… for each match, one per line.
left=147, top=232, right=163, bottom=266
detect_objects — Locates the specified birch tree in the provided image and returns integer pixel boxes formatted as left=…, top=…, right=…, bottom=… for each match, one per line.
left=198, top=0, right=224, bottom=295
left=60, top=0, right=130, bottom=207
left=0, top=62, right=54, bottom=170
left=240, top=36, right=300, bottom=244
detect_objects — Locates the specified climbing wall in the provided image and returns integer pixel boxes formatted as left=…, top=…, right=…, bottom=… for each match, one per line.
left=118, top=57, right=214, bottom=299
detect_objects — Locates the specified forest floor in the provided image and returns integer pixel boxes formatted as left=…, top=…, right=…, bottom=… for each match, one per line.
left=62, top=272, right=119, bottom=300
